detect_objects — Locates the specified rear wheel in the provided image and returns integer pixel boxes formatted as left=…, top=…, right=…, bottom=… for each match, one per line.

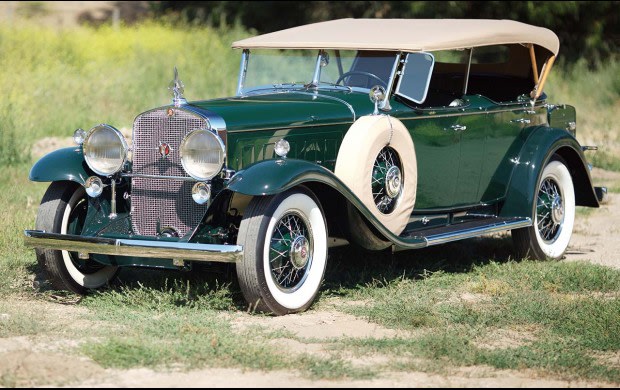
left=35, top=181, right=118, bottom=294
left=512, top=159, right=575, bottom=260
left=236, top=188, right=328, bottom=315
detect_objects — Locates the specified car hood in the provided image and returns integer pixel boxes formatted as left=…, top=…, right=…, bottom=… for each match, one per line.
left=189, top=90, right=373, bottom=132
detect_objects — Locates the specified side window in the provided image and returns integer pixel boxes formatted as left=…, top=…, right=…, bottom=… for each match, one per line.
left=466, top=44, right=535, bottom=102
left=395, top=52, right=435, bottom=104
left=417, top=49, right=470, bottom=108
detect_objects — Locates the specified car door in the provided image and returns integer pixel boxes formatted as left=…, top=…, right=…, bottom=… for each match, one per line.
left=460, top=44, right=544, bottom=204
left=451, top=107, right=486, bottom=206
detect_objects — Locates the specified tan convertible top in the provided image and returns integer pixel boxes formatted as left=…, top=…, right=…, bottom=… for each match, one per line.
left=232, top=18, right=559, bottom=55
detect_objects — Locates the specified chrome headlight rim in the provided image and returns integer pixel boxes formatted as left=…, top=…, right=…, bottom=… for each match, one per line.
left=180, top=128, right=226, bottom=181
left=83, top=124, right=128, bottom=177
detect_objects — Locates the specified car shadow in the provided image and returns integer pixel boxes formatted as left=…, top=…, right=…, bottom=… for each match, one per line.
left=323, top=233, right=517, bottom=292
left=27, top=234, right=519, bottom=310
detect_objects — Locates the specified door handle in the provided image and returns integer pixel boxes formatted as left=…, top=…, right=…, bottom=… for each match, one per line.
left=511, top=118, right=531, bottom=124
left=450, top=124, right=467, bottom=131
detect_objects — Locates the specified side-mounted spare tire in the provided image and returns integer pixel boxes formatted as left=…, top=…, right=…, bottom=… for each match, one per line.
left=335, top=115, right=417, bottom=237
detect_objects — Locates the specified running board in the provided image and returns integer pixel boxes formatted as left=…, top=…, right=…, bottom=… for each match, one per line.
left=393, top=217, right=531, bottom=251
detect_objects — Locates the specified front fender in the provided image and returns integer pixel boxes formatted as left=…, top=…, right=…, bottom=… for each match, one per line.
left=226, top=159, right=341, bottom=196
left=500, top=126, right=598, bottom=219
left=29, top=147, right=93, bottom=185
left=225, top=158, right=427, bottom=248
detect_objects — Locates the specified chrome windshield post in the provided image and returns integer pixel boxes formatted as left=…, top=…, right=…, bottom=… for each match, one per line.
left=310, top=50, right=328, bottom=88
left=236, top=49, right=249, bottom=96
left=379, top=52, right=402, bottom=112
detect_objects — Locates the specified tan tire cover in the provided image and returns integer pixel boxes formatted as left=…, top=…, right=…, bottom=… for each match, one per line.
left=335, top=115, right=417, bottom=235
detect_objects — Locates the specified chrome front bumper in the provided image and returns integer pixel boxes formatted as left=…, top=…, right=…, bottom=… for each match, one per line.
left=23, top=230, right=243, bottom=264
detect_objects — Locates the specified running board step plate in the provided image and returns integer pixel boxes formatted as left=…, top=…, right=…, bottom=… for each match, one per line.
left=394, top=217, right=531, bottom=251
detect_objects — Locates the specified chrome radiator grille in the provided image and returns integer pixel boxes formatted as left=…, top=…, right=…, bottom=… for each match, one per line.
left=131, top=108, right=209, bottom=237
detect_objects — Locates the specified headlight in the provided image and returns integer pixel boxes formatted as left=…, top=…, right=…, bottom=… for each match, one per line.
left=180, top=129, right=225, bottom=181
left=83, top=124, right=128, bottom=176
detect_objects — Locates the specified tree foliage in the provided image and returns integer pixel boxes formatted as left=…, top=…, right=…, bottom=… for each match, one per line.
left=151, top=1, right=619, bottom=67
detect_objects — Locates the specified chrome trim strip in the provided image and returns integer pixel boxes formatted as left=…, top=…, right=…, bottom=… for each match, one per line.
left=121, top=173, right=196, bottom=181
left=132, top=105, right=227, bottom=133
left=24, top=230, right=242, bottom=264
left=222, top=121, right=354, bottom=134
left=181, top=105, right=227, bottom=132
left=397, top=104, right=545, bottom=121
left=224, top=103, right=542, bottom=133
left=424, top=218, right=531, bottom=247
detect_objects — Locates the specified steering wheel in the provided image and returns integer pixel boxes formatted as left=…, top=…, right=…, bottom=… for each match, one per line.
left=335, top=71, right=386, bottom=87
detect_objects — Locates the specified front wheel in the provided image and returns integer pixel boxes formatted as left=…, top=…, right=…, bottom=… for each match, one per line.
left=35, top=181, right=118, bottom=294
left=512, top=159, right=575, bottom=260
left=236, top=188, right=328, bottom=315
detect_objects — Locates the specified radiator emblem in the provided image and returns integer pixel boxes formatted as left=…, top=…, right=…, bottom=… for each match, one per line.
left=158, top=142, right=171, bottom=158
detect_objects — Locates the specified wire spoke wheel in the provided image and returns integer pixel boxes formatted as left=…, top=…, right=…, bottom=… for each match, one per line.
left=536, top=178, right=564, bottom=243
left=269, top=212, right=313, bottom=292
left=371, top=146, right=403, bottom=214
left=512, top=159, right=575, bottom=260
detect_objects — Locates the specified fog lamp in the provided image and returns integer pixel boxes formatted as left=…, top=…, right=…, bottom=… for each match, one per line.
left=192, top=182, right=211, bottom=205
left=84, top=176, right=104, bottom=198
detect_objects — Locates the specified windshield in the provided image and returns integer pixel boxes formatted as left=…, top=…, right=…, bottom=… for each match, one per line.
left=240, top=49, right=398, bottom=94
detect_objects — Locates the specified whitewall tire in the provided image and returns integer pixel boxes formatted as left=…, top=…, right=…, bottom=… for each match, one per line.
left=35, top=181, right=118, bottom=293
left=512, top=159, right=576, bottom=260
left=236, top=188, right=327, bottom=315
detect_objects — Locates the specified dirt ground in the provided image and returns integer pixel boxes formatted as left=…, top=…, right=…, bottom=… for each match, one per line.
left=2, top=141, right=619, bottom=387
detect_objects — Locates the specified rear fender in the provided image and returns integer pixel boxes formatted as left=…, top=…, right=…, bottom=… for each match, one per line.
left=500, top=126, right=598, bottom=219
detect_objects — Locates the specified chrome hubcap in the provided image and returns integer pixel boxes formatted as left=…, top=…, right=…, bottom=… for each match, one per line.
left=551, top=196, right=564, bottom=224
left=290, top=236, right=310, bottom=270
left=385, top=165, right=402, bottom=199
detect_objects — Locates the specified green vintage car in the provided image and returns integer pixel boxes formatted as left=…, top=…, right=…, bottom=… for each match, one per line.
left=25, top=19, right=606, bottom=315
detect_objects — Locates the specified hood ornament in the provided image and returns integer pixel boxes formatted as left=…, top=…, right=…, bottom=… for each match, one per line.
left=168, top=66, right=187, bottom=107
